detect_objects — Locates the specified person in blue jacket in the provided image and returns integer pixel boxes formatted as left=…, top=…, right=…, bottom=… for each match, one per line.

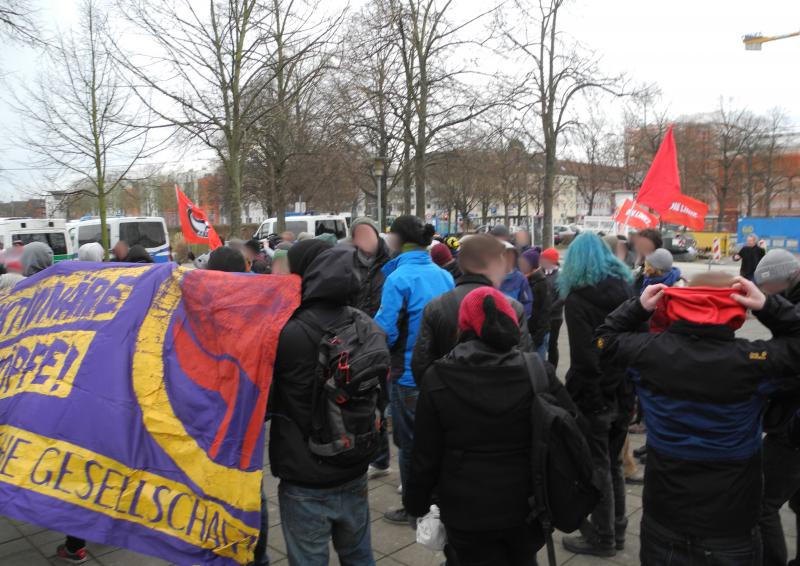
left=375, top=215, right=454, bottom=526
left=499, top=241, right=533, bottom=319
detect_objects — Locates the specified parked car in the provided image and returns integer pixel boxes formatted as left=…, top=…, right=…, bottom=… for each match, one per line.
left=554, top=224, right=579, bottom=245
left=662, top=229, right=697, bottom=262
left=254, top=214, right=349, bottom=241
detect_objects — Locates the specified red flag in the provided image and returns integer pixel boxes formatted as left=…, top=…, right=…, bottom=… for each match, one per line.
left=636, top=125, right=682, bottom=215
left=659, top=194, right=709, bottom=231
left=175, top=185, right=223, bottom=249
left=613, top=199, right=660, bottom=230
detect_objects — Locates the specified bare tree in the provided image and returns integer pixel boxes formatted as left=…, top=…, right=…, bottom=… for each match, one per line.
left=0, top=0, right=40, bottom=45
left=754, top=108, right=790, bottom=216
left=12, top=0, right=154, bottom=256
left=709, top=100, right=759, bottom=230
left=392, top=0, right=500, bottom=217
left=572, top=104, right=621, bottom=216
left=621, top=87, right=669, bottom=192
left=503, top=0, right=626, bottom=247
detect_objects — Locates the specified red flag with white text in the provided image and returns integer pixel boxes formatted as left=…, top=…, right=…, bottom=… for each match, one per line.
left=175, top=185, right=223, bottom=249
left=613, top=199, right=660, bottom=230
left=636, top=126, right=682, bottom=215
left=659, top=194, right=709, bottom=231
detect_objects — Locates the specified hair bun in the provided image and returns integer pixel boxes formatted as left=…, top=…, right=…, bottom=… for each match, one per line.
left=421, top=224, right=436, bottom=246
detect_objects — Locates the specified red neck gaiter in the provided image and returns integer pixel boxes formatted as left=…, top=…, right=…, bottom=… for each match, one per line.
left=654, top=286, right=747, bottom=330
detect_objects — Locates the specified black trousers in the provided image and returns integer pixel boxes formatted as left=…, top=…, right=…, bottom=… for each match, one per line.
left=547, top=319, right=561, bottom=369
left=641, top=514, right=762, bottom=566
left=582, top=405, right=629, bottom=548
left=760, top=434, right=800, bottom=566
left=445, top=524, right=541, bottom=566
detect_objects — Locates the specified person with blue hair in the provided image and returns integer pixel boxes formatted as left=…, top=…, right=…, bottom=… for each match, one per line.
left=558, top=232, right=635, bottom=558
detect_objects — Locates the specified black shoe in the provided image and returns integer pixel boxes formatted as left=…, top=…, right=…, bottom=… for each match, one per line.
left=562, top=535, right=616, bottom=557
left=384, top=508, right=413, bottom=527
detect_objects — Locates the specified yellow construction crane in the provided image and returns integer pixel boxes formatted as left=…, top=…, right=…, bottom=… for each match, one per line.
left=743, top=30, right=800, bottom=50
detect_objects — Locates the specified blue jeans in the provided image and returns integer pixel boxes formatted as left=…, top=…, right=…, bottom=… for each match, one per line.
left=536, top=332, right=550, bottom=360
left=391, top=380, right=419, bottom=490
left=641, top=514, right=762, bottom=565
left=278, top=475, right=374, bottom=566
left=252, top=486, right=270, bottom=566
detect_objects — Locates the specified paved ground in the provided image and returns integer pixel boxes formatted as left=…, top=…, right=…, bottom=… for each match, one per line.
left=1, top=257, right=793, bottom=565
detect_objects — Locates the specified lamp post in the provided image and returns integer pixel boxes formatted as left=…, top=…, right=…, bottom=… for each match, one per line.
left=372, top=156, right=386, bottom=232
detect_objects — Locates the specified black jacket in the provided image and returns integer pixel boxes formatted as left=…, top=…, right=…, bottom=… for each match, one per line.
left=736, top=245, right=766, bottom=278
left=527, top=270, right=552, bottom=346
left=351, top=240, right=391, bottom=318
left=442, top=260, right=463, bottom=282
left=596, top=294, right=800, bottom=537
left=269, top=246, right=377, bottom=487
left=403, top=339, right=575, bottom=533
left=545, top=269, right=564, bottom=322
left=564, top=276, right=634, bottom=414
left=411, top=273, right=534, bottom=386
left=763, top=278, right=800, bottom=435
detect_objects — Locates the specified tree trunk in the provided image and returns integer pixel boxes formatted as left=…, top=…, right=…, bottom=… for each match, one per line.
left=715, top=188, right=726, bottom=232
left=542, top=144, right=556, bottom=248
left=98, top=187, right=109, bottom=260
left=414, top=149, right=425, bottom=218
left=228, top=155, right=242, bottom=237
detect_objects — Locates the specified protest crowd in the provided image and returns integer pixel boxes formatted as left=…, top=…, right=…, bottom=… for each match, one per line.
left=2, top=213, right=800, bottom=566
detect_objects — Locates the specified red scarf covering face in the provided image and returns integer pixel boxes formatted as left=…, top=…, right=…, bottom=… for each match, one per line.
left=652, top=286, right=747, bottom=331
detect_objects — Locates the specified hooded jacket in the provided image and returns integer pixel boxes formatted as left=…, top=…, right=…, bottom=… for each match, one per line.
left=500, top=269, right=533, bottom=319
left=545, top=268, right=564, bottom=322
left=350, top=228, right=391, bottom=318
left=411, top=273, right=534, bottom=385
left=564, top=276, right=634, bottom=413
left=596, top=293, right=800, bottom=538
left=526, top=269, right=552, bottom=346
left=21, top=242, right=54, bottom=276
left=403, top=339, right=575, bottom=532
left=269, top=246, right=382, bottom=487
left=375, top=250, right=454, bottom=387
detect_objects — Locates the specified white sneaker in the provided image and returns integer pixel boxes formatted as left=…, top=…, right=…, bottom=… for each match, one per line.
left=367, top=464, right=390, bottom=480
left=397, top=483, right=403, bottom=494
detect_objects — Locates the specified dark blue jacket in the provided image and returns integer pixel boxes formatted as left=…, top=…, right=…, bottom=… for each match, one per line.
left=500, top=270, right=532, bottom=319
left=375, top=250, right=454, bottom=387
left=596, top=296, right=800, bottom=538
left=639, top=267, right=681, bottom=295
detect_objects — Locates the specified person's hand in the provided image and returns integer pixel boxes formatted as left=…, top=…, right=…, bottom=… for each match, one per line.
left=732, top=276, right=767, bottom=311
left=640, top=284, right=667, bottom=312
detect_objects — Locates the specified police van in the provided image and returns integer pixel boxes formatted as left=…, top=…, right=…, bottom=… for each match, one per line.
left=0, top=218, right=74, bottom=262
left=253, top=214, right=349, bottom=241
left=70, top=216, right=171, bottom=262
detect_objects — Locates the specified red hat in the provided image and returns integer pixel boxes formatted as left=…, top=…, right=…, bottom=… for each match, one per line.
left=656, top=286, right=747, bottom=330
left=430, top=243, right=453, bottom=267
left=458, top=287, right=519, bottom=351
left=541, top=248, right=560, bottom=263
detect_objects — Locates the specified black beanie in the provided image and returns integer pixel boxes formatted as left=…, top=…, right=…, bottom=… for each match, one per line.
left=390, top=215, right=436, bottom=247
left=288, top=239, right=334, bottom=277
left=207, top=246, right=247, bottom=272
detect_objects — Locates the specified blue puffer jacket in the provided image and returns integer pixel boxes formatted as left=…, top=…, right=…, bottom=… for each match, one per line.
left=640, top=267, right=681, bottom=295
left=375, top=250, right=455, bottom=387
left=500, top=270, right=533, bottom=319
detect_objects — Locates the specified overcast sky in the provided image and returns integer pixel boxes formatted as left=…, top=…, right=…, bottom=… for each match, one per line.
left=0, top=0, right=798, bottom=201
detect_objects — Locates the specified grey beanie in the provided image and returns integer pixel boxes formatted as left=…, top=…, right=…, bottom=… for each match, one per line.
left=645, top=248, right=673, bottom=273
left=351, top=217, right=379, bottom=236
left=755, top=249, right=800, bottom=285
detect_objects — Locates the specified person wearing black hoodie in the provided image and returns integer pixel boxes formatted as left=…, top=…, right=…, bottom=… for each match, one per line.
left=404, top=286, right=576, bottom=566
left=350, top=217, right=391, bottom=318
left=269, top=239, right=381, bottom=566
left=558, top=233, right=635, bottom=557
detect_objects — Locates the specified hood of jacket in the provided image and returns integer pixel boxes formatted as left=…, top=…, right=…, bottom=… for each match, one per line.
left=500, top=269, right=527, bottom=291
left=301, top=246, right=359, bottom=305
left=435, top=340, right=530, bottom=416
left=21, top=242, right=54, bottom=276
left=381, top=249, right=432, bottom=277
left=570, top=275, right=633, bottom=310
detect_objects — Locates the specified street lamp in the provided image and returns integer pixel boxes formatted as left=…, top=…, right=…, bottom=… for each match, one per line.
left=372, top=156, right=386, bottom=232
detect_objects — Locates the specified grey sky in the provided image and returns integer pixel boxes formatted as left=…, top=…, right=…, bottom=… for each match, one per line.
left=0, top=0, right=798, bottom=201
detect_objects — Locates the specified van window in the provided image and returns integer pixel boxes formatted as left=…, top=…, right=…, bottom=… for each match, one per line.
left=120, top=222, right=166, bottom=248
left=78, top=225, right=110, bottom=247
left=284, top=221, right=308, bottom=237
left=13, top=232, right=68, bottom=256
left=315, top=220, right=346, bottom=240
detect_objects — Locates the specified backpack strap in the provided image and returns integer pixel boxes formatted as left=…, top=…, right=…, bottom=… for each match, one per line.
left=522, top=352, right=558, bottom=566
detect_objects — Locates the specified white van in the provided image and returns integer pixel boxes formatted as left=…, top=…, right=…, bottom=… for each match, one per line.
left=254, top=214, right=349, bottom=241
left=73, top=216, right=171, bottom=262
left=0, top=218, right=74, bottom=262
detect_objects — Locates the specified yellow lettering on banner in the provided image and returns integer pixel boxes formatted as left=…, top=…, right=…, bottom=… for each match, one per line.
left=0, top=425, right=258, bottom=565
left=0, top=331, right=93, bottom=400
left=0, top=267, right=148, bottom=341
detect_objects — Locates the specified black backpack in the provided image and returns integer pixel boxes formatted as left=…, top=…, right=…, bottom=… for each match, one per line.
left=523, top=353, right=601, bottom=566
left=296, top=307, right=391, bottom=467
